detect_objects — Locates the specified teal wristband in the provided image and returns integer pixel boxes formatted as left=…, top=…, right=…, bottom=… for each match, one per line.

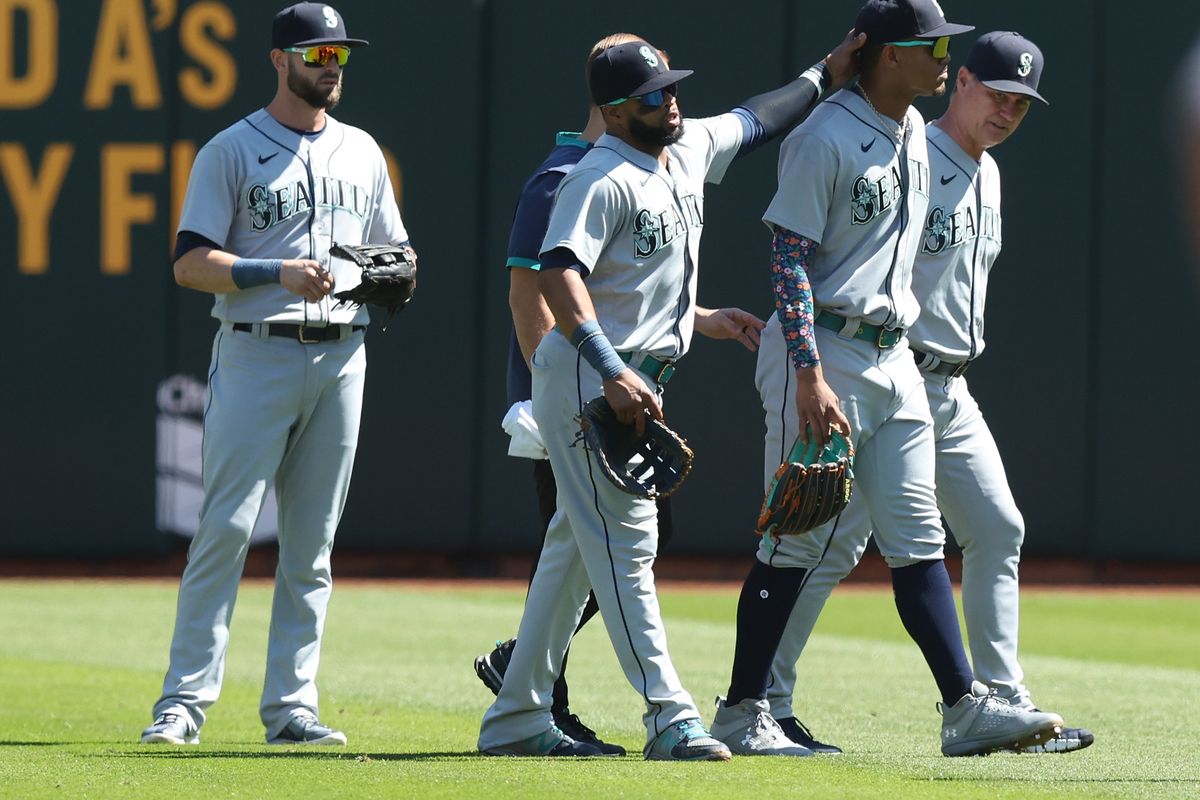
left=231, top=258, right=283, bottom=289
left=570, top=320, right=625, bottom=381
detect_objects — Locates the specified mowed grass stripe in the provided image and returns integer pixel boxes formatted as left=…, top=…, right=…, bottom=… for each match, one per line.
left=0, top=580, right=1196, bottom=800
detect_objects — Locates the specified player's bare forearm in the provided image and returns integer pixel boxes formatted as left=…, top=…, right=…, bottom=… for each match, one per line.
left=174, top=247, right=330, bottom=301
left=793, top=364, right=851, bottom=445
left=173, top=247, right=239, bottom=293
left=694, top=306, right=765, bottom=351
left=771, top=228, right=820, bottom=369
left=509, top=267, right=555, bottom=368
left=537, top=267, right=598, bottom=340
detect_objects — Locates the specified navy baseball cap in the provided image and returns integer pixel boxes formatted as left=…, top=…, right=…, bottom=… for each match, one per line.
left=272, top=3, right=368, bottom=49
left=966, top=31, right=1048, bottom=105
left=855, top=0, right=974, bottom=43
left=589, top=41, right=693, bottom=106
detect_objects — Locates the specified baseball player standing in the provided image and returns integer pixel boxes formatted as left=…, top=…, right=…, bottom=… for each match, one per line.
left=474, top=34, right=765, bottom=757
left=760, top=31, right=1094, bottom=755
left=477, top=32, right=867, bottom=760
left=711, top=0, right=1065, bottom=758
left=140, top=2, right=410, bottom=746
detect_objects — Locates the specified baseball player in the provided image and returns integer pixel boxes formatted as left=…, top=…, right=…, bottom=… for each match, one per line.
left=477, top=31, right=867, bottom=760
left=475, top=35, right=766, bottom=757
left=711, top=0, right=1066, bottom=758
left=140, top=2, right=409, bottom=746
left=760, top=31, right=1094, bottom=755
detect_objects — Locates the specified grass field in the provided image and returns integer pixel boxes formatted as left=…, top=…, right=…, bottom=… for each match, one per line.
left=0, top=579, right=1196, bottom=799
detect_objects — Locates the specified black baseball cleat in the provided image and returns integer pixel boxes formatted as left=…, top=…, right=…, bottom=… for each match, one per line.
left=474, top=637, right=516, bottom=695
left=553, top=708, right=626, bottom=756
left=774, top=716, right=843, bottom=755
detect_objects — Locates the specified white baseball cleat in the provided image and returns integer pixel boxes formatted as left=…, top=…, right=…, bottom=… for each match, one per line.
left=267, top=715, right=348, bottom=745
left=140, top=712, right=199, bottom=745
left=710, top=697, right=813, bottom=757
left=939, top=681, right=1063, bottom=757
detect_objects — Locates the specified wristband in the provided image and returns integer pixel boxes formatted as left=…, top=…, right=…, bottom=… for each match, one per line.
left=801, top=63, right=832, bottom=94
left=570, top=320, right=626, bottom=381
left=231, top=258, right=283, bottom=289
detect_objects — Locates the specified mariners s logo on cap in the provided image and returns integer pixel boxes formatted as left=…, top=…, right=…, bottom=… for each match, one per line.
left=1018, top=52, right=1033, bottom=77
left=639, top=46, right=659, bottom=68
left=323, top=6, right=338, bottom=27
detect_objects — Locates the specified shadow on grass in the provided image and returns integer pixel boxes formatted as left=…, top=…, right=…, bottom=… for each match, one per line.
left=101, top=749, right=486, bottom=761
left=0, top=741, right=69, bottom=746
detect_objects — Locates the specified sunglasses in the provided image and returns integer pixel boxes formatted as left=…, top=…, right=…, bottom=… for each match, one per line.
left=283, top=45, right=351, bottom=67
left=886, top=36, right=950, bottom=60
left=605, top=84, right=678, bottom=110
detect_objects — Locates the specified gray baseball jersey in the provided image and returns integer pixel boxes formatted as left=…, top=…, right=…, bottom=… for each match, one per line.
left=539, top=115, right=744, bottom=358
left=178, top=108, right=407, bottom=325
left=762, top=89, right=930, bottom=329
left=908, top=123, right=1002, bottom=362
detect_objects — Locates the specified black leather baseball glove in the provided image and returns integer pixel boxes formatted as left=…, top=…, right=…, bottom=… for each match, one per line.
left=757, top=429, right=854, bottom=537
left=330, top=242, right=417, bottom=315
left=579, top=397, right=694, bottom=499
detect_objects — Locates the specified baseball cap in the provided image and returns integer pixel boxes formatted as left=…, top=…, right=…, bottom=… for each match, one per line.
left=272, top=2, right=368, bottom=50
left=854, top=0, right=974, bottom=43
left=965, top=31, right=1048, bottom=105
left=589, top=40, right=694, bottom=106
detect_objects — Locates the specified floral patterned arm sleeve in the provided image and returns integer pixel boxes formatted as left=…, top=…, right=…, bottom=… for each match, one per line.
left=771, top=227, right=820, bottom=370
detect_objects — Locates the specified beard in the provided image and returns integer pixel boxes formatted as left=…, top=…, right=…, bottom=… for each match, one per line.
left=288, top=69, right=343, bottom=110
left=628, top=114, right=684, bottom=148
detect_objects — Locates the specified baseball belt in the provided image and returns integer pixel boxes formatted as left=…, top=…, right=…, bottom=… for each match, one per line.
left=232, top=322, right=366, bottom=343
left=911, top=347, right=971, bottom=378
left=620, top=351, right=676, bottom=385
left=813, top=311, right=904, bottom=349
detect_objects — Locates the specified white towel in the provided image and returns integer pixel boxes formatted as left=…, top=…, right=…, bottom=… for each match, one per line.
left=501, top=400, right=548, bottom=460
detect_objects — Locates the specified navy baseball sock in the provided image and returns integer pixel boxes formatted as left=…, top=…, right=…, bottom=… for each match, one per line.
left=725, top=559, right=809, bottom=706
left=890, top=560, right=974, bottom=705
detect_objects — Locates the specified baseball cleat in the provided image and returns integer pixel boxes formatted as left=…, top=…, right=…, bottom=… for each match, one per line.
left=644, top=718, right=732, bottom=761
left=1019, top=725, right=1095, bottom=754
left=939, top=681, right=1063, bottom=757
left=553, top=708, right=626, bottom=756
left=140, top=712, right=199, bottom=745
left=481, top=725, right=605, bottom=757
left=267, top=716, right=347, bottom=745
left=473, top=637, right=516, bottom=695
left=710, top=697, right=813, bottom=756
left=773, top=715, right=843, bottom=755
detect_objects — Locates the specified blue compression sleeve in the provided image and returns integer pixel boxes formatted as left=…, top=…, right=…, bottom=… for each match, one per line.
left=570, top=320, right=625, bottom=380
left=230, top=258, right=283, bottom=289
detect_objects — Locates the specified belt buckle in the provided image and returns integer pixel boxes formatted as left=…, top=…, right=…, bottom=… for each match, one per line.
left=950, top=360, right=969, bottom=378
left=296, top=325, right=321, bottom=344
left=654, top=360, right=676, bottom=384
left=876, top=326, right=902, bottom=349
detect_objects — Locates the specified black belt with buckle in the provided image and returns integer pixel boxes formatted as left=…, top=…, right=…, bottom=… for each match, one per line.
left=912, top=348, right=970, bottom=377
left=232, top=322, right=365, bottom=343
left=620, top=351, right=676, bottom=385
left=813, top=310, right=903, bottom=349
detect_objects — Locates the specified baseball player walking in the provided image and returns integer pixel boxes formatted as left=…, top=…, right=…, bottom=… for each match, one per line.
left=140, top=2, right=410, bottom=746
left=712, top=0, right=1066, bottom=758
left=477, top=32, right=867, bottom=760
left=474, top=34, right=766, bottom=757
left=760, top=31, right=1094, bottom=755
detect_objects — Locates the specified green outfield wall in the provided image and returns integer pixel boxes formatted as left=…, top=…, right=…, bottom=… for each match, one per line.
left=4, top=0, right=1197, bottom=561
